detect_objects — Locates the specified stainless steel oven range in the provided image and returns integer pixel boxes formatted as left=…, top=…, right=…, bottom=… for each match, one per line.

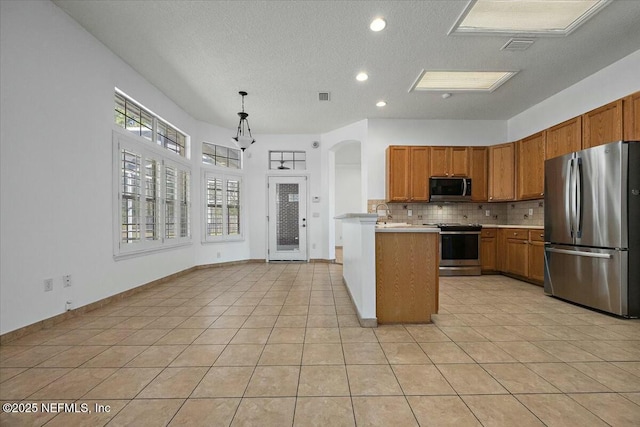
left=435, top=224, right=482, bottom=276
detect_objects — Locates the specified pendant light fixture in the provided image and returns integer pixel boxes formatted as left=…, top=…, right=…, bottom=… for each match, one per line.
left=231, top=91, right=255, bottom=151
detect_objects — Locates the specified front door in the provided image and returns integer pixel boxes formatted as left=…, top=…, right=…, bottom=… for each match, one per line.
left=267, top=176, right=308, bottom=261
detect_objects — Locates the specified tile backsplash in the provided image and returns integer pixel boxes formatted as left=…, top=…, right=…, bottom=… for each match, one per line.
left=368, top=199, right=544, bottom=226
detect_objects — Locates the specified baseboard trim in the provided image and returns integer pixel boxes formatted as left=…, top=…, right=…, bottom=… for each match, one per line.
left=342, top=277, right=377, bottom=328
left=0, top=259, right=265, bottom=345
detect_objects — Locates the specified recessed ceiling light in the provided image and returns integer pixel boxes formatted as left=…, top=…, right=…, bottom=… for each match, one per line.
left=410, top=70, right=517, bottom=93
left=356, top=72, right=369, bottom=82
left=441, top=93, right=452, bottom=99
left=376, top=101, right=387, bottom=107
left=449, top=0, right=611, bottom=36
left=370, top=18, right=387, bottom=32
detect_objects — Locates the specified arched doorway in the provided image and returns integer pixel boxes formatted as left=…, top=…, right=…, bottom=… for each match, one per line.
left=331, top=141, right=362, bottom=264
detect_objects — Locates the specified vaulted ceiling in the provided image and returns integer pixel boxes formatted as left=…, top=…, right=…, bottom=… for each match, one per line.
left=53, top=0, right=640, bottom=134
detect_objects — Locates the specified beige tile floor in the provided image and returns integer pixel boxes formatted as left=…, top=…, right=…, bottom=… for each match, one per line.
left=1, top=263, right=640, bottom=426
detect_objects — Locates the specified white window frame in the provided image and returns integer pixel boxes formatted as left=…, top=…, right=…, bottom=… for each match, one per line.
left=113, top=129, right=192, bottom=259
left=202, top=167, right=245, bottom=243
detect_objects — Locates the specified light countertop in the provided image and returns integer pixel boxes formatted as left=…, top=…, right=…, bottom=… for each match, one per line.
left=375, top=225, right=440, bottom=233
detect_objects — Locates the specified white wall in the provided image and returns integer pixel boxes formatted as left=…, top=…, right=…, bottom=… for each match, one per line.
left=508, top=49, right=640, bottom=141
left=366, top=119, right=508, bottom=200
left=0, top=0, right=246, bottom=334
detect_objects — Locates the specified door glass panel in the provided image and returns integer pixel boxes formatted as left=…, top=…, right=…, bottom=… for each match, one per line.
left=276, top=183, right=300, bottom=251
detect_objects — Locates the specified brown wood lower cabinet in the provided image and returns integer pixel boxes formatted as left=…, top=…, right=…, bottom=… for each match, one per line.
left=491, top=228, right=544, bottom=285
left=528, top=230, right=545, bottom=283
left=375, top=231, right=439, bottom=323
left=480, top=228, right=497, bottom=272
left=507, top=236, right=529, bottom=277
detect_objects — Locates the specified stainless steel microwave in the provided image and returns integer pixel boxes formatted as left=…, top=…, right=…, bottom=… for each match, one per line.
left=429, top=177, right=472, bottom=202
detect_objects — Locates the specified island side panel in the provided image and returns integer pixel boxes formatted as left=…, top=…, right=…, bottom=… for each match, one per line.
left=375, top=231, right=439, bottom=323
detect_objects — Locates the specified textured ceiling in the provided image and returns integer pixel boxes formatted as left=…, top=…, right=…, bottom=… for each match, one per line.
left=53, top=0, right=640, bottom=134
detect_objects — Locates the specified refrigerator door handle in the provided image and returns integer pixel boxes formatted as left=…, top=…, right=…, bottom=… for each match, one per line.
left=576, top=157, right=583, bottom=238
left=546, top=248, right=613, bottom=259
left=567, top=158, right=575, bottom=237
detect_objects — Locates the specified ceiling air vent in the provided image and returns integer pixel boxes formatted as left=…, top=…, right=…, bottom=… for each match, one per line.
left=501, top=38, right=535, bottom=51
left=318, top=92, right=331, bottom=101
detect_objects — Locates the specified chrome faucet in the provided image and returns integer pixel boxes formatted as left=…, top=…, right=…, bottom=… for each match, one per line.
left=375, top=203, right=392, bottom=223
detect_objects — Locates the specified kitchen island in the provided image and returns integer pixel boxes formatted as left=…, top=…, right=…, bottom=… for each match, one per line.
left=335, top=214, right=440, bottom=326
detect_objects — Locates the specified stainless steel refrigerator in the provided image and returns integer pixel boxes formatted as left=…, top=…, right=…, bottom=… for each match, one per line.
left=544, top=141, right=640, bottom=317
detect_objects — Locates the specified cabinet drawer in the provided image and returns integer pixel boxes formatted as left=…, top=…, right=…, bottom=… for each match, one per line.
left=506, top=229, right=528, bottom=240
left=529, top=230, right=545, bottom=242
left=481, top=228, right=497, bottom=238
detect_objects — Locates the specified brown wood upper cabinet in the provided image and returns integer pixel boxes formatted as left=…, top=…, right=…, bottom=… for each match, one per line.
left=488, top=143, right=515, bottom=202
left=430, top=147, right=469, bottom=177
left=623, top=91, right=640, bottom=140
left=582, top=99, right=623, bottom=149
left=545, top=116, right=582, bottom=160
left=516, top=131, right=545, bottom=200
left=386, top=146, right=430, bottom=202
left=469, top=147, right=488, bottom=202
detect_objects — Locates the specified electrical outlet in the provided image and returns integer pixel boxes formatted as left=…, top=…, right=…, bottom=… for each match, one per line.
left=528, top=208, right=534, bottom=216
left=312, top=243, right=316, bottom=249
left=485, top=210, right=490, bottom=217
left=417, top=215, right=423, bottom=219
left=216, top=252, right=221, bottom=259
left=44, top=278, right=53, bottom=292
left=407, top=209, right=413, bottom=217
left=63, top=274, right=71, bottom=287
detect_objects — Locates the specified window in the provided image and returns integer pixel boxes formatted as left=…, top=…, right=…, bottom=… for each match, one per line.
left=203, top=142, right=241, bottom=169
left=269, top=151, right=306, bottom=170
left=114, top=131, right=191, bottom=258
left=115, top=91, right=187, bottom=157
left=203, top=172, right=243, bottom=242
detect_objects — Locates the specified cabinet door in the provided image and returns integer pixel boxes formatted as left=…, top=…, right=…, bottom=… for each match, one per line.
left=430, top=147, right=449, bottom=177
left=528, top=241, right=545, bottom=284
left=450, top=147, right=469, bottom=177
left=481, top=237, right=496, bottom=271
left=545, top=116, right=582, bottom=160
left=517, top=132, right=545, bottom=200
left=386, top=146, right=410, bottom=202
left=623, top=91, right=640, bottom=140
left=409, top=147, right=430, bottom=201
left=488, top=143, right=515, bottom=202
left=507, top=238, right=529, bottom=277
left=496, top=229, right=508, bottom=272
left=583, top=99, right=623, bottom=149
left=469, top=147, right=488, bottom=202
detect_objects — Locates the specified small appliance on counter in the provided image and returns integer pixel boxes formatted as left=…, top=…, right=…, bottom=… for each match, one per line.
left=429, top=177, right=472, bottom=202
left=544, top=140, right=639, bottom=317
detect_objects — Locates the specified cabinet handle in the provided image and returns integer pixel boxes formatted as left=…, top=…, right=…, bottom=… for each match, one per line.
left=541, top=192, right=544, bottom=196
left=539, top=234, right=543, bottom=238
left=513, top=232, right=517, bottom=235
